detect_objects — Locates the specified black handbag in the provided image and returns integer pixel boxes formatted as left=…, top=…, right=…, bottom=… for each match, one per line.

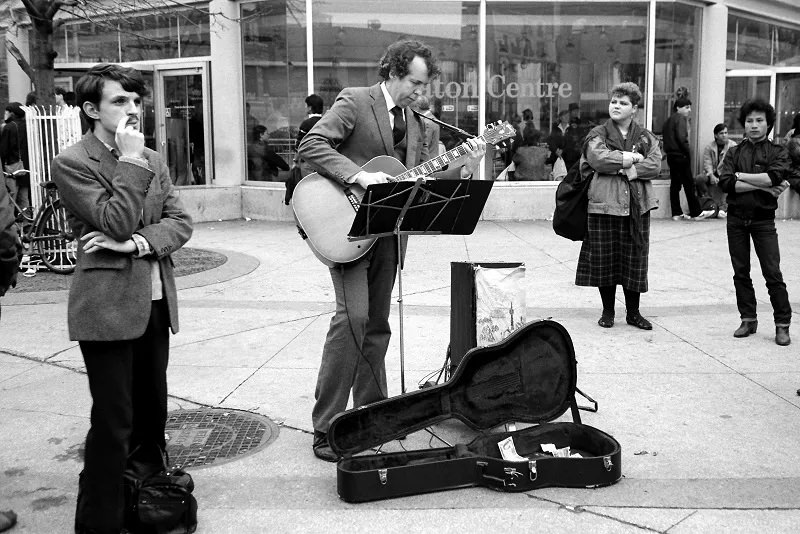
left=553, top=160, right=593, bottom=241
left=122, top=446, right=198, bottom=534
left=136, top=468, right=198, bottom=534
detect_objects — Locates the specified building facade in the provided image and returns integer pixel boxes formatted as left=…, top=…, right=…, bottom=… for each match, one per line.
left=2, top=0, right=800, bottom=221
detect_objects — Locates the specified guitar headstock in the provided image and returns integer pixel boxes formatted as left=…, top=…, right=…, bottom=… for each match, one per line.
left=482, top=121, right=517, bottom=146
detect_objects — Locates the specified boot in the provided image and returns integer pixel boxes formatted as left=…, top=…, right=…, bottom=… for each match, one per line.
left=733, top=320, right=757, bottom=338
left=776, top=326, right=791, bottom=346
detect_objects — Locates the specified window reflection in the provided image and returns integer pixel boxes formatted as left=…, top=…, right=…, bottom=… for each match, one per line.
left=312, top=0, right=480, bottom=157
left=486, top=2, right=648, bottom=180
left=241, top=0, right=307, bottom=181
left=54, top=6, right=211, bottom=64
left=727, top=14, right=800, bottom=67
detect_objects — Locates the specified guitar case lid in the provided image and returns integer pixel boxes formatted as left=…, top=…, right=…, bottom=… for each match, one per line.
left=328, top=320, right=577, bottom=458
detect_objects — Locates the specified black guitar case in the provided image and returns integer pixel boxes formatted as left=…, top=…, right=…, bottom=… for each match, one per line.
left=328, top=320, right=621, bottom=503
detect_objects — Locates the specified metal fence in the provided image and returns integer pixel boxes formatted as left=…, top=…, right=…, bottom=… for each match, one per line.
left=21, top=105, right=82, bottom=213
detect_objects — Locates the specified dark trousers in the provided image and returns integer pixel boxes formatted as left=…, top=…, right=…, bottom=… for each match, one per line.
left=75, top=300, right=170, bottom=531
left=726, top=215, right=792, bottom=325
left=667, top=154, right=701, bottom=217
left=312, top=237, right=397, bottom=433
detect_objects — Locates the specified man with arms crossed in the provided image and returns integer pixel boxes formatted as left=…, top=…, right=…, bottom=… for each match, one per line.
left=298, top=40, right=486, bottom=461
left=719, top=98, right=792, bottom=347
left=52, top=63, right=193, bottom=533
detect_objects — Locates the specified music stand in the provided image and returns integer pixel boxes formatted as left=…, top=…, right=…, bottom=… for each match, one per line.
left=348, top=178, right=493, bottom=393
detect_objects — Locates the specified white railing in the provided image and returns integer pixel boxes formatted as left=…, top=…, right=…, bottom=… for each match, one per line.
left=21, top=105, right=82, bottom=214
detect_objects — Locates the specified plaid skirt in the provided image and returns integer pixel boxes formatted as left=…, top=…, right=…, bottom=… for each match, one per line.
left=575, top=213, right=650, bottom=292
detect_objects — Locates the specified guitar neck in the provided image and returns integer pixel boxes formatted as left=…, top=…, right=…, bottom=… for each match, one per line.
left=395, top=134, right=491, bottom=181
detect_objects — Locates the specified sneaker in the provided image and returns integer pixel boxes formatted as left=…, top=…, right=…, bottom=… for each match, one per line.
left=671, top=215, right=684, bottom=221
left=698, top=210, right=715, bottom=219
left=718, top=210, right=727, bottom=219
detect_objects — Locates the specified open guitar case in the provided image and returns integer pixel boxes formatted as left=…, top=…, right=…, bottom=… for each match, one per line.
left=328, top=320, right=621, bottom=503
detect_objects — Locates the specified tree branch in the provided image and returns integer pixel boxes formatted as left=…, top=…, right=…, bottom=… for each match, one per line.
left=5, top=40, right=34, bottom=80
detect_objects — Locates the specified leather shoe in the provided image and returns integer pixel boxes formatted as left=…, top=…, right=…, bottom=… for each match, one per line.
left=597, top=312, right=614, bottom=328
left=312, top=430, right=339, bottom=462
left=626, top=312, right=652, bottom=330
left=776, top=326, right=791, bottom=346
left=733, top=320, right=758, bottom=338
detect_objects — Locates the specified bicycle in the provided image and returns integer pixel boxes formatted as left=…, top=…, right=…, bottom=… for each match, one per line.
left=3, top=168, right=77, bottom=274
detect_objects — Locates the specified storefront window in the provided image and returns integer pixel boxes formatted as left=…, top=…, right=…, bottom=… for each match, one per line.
left=727, top=14, right=800, bottom=67
left=54, top=6, right=211, bottom=64
left=486, top=2, right=648, bottom=180
left=241, top=0, right=306, bottom=181
left=312, top=0, right=479, bottom=149
left=120, top=9, right=211, bottom=62
left=652, top=2, right=701, bottom=136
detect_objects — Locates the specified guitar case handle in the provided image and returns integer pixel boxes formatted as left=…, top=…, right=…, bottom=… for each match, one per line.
left=571, top=387, right=599, bottom=426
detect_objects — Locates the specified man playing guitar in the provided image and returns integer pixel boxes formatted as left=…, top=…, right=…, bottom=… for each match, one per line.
left=297, top=39, right=486, bottom=462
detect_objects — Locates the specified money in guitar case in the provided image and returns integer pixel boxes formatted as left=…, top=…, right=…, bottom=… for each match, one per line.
left=327, top=319, right=621, bottom=502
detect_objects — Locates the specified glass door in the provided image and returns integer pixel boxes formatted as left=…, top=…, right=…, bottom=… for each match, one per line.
left=775, top=71, right=800, bottom=141
left=154, top=64, right=212, bottom=185
left=724, top=70, right=773, bottom=142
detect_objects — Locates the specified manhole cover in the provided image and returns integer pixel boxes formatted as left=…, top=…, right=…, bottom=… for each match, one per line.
left=165, top=408, right=278, bottom=469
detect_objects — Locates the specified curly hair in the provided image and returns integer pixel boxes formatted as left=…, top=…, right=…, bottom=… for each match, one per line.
left=738, top=98, right=775, bottom=129
left=609, top=82, right=642, bottom=107
left=378, top=40, right=440, bottom=81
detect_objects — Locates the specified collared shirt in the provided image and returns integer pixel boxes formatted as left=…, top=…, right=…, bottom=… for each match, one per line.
left=380, top=82, right=403, bottom=129
left=101, top=141, right=163, bottom=300
left=346, top=83, right=403, bottom=185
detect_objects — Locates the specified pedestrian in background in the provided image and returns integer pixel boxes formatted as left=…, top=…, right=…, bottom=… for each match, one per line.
left=696, top=123, right=737, bottom=218
left=575, top=82, right=662, bottom=330
left=719, top=98, right=793, bottom=346
left=0, top=103, right=30, bottom=215
left=663, top=97, right=703, bottom=220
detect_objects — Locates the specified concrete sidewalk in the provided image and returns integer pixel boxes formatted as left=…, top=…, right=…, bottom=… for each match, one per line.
left=2, top=217, right=800, bottom=533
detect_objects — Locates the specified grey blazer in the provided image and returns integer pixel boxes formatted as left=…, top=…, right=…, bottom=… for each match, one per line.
left=52, top=131, right=193, bottom=341
left=297, top=83, right=461, bottom=184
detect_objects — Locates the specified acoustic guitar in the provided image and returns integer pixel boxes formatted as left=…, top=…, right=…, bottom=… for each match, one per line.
left=291, top=121, right=516, bottom=266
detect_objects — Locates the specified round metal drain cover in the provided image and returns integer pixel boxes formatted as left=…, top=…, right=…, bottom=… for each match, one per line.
left=165, top=408, right=278, bottom=469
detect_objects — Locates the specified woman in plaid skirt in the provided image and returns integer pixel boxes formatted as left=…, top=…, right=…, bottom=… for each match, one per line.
left=575, top=83, right=662, bottom=329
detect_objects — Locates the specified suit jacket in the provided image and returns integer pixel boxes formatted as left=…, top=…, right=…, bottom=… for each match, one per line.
left=52, top=131, right=193, bottom=341
left=0, top=173, right=19, bottom=296
left=297, top=83, right=461, bottom=185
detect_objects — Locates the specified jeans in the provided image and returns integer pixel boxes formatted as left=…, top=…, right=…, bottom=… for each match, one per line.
left=667, top=154, right=701, bottom=217
left=726, top=215, right=792, bottom=325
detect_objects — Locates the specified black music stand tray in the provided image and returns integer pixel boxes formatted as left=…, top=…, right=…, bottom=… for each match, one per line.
left=348, top=178, right=493, bottom=394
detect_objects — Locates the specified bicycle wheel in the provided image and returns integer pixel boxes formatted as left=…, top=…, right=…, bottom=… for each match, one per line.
left=35, top=200, right=77, bottom=274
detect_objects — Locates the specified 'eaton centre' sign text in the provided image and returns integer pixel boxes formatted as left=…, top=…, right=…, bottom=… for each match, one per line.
left=430, top=75, right=572, bottom=99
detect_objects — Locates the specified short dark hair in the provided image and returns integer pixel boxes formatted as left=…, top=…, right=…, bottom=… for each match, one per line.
left=25, top=92, right=37, bottom=106
left=738, top=98, right=776, bottom=130
left=5, top=102, right=24, bottom=119
left=54, top=86, right=68, bottom=96
left=305, top=94, right=323, bottom=114
left=253, top=124, right=268, bottom=142
left=712, top=123, right=727, bottom=136
left=76, top=63, right=149, bottom=129
left=673, top=97, right=692, bottom=111
left=378, top=40, right=440, bottom=81
left=610, top=82, right=642, bottom=107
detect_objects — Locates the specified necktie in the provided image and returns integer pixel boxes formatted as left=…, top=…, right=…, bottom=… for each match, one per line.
left=391, top=106, right=406, bottom=145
